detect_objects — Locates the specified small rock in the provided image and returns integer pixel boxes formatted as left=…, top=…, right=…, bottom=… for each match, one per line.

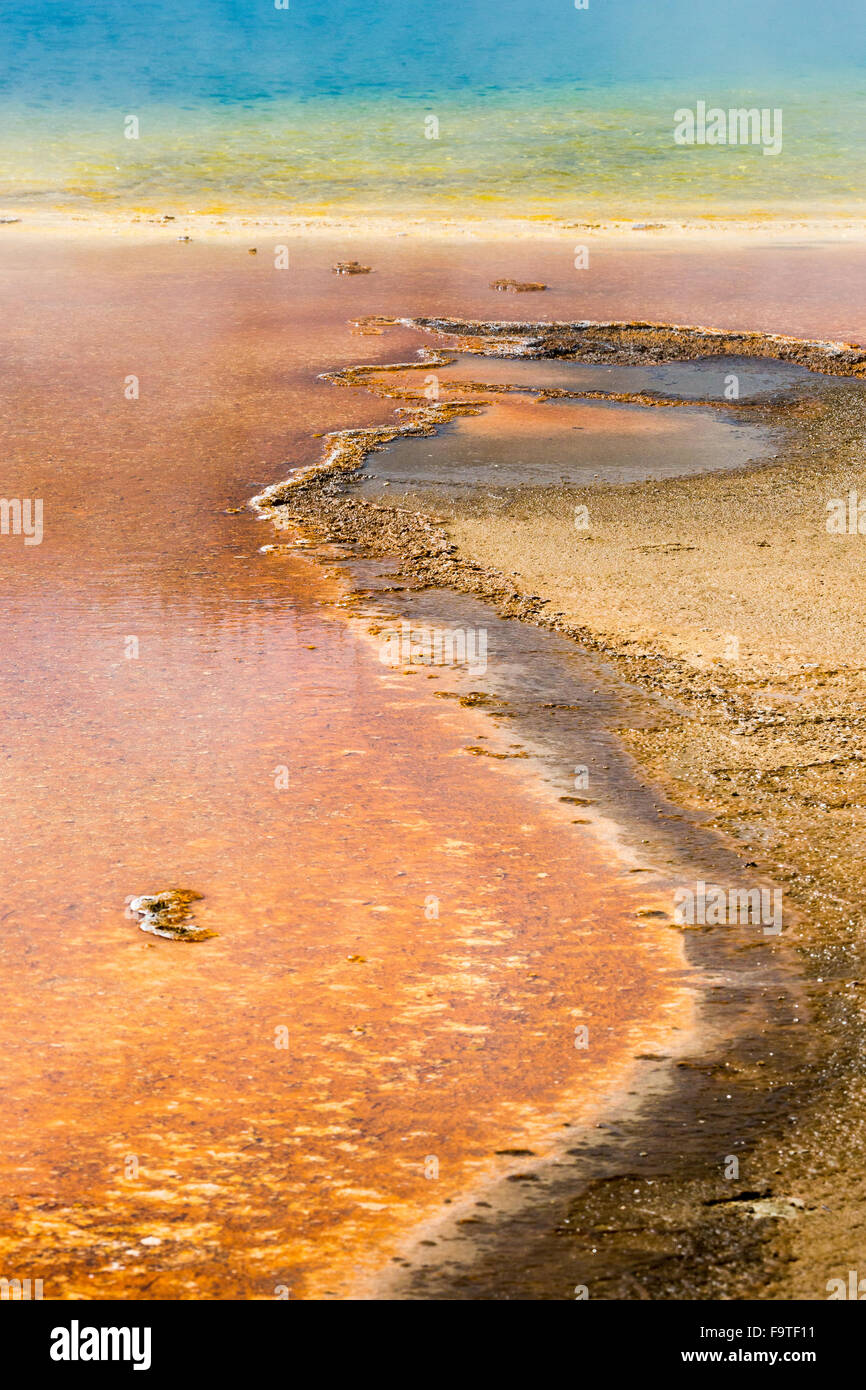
left=333, top=261, right=371, bottom=275
left=128, top=889, right=215, bottom=941
left=489, top=279, right=546, bottom=292
left=737, top=1196, right=804, bottom=1220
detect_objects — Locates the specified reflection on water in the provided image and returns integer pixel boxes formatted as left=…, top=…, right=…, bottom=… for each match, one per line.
left=362, top=394, right=776, bottom=499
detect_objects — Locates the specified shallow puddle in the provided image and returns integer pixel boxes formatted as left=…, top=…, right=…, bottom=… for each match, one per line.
left=338, top=350, right=847, bottom=504
left=360, top=393, right=776, bottom=499
left=431, top=351, right=838, bottom=401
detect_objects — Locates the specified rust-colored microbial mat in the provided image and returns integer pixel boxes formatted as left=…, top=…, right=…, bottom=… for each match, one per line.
left=0, top=240, right=697, bottom=1299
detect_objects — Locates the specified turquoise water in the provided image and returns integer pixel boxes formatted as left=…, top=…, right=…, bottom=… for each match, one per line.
left=1, top=1, right=865, bottom=215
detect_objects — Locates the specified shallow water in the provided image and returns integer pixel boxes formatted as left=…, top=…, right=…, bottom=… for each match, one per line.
left=362, top=394, right=776, bottom=499
left=0, top=238, right=696, bottom=1299
left=2, top=0, right=865, bottom=219
left=437, top=352, right=841, bottom=400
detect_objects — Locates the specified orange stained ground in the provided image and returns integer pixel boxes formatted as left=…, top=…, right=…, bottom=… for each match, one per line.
left=0, top=237, right=723, bottom=1298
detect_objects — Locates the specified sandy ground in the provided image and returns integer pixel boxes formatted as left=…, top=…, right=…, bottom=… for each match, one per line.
left=446, top=381, right=866, bottom=1297
left=457, top=396, right=866, bottom=1299
left=2, top=207, right=866, bottom=248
